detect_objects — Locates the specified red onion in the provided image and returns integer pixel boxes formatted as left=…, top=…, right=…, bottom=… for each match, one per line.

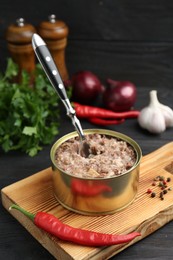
left=70, top=71, right=104, bottom=104
left=103, top=79, right=137, bottom=112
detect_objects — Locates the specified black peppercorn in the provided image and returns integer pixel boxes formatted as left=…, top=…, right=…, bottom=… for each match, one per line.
left=151, top=192, right=156, bottom=198
left=159, top=192, right=163, bottom=198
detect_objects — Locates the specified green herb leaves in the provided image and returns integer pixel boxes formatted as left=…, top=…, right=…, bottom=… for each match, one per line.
left=0, top=59, right=61, bottom=156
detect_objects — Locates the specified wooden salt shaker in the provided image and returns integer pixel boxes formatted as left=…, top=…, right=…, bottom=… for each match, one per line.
left=6, top=18, right=36, bottom=82
left=38, top=14, right=69, bottom=80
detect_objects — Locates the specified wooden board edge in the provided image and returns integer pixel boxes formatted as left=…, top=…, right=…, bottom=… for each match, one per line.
left=89, top=205, right=173, bottom=260
left=2, top=142, right=173, bottom=259
left=1, top=167, right=52, bottom=193
left=1, top=191, right=74, bottom=260
left=2, top=185, right=173, bottom=260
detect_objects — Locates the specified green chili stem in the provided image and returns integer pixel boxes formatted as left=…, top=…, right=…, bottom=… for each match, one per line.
left=9, top=204, right=35, bottom=221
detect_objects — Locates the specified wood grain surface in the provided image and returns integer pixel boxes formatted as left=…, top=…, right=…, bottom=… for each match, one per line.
left=1, top=1, right=173, bottom=87
left=1, top=1, right=173, bottom=259
left=2, top=142, right=173, bottom=259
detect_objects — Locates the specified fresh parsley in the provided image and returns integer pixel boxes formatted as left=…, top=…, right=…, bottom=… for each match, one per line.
left=0, top=58, right=64, bottom=156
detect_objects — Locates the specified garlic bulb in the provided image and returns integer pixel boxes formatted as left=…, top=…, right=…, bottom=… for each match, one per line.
left=138, top=90, right=173, bottom=134
left=158, top=103, right=173, bottom=127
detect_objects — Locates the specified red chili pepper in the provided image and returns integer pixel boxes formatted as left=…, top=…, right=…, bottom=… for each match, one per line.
left=71, top=179, right=112, bottom=196
left=10, top=204, right=141, bottom=246
left=73, top=102, right=140, bottom=119
left=88, top=117, right=125, bottom=126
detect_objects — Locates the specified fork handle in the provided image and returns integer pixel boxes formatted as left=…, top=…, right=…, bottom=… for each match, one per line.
left=32, top=33, right=68, bottom=101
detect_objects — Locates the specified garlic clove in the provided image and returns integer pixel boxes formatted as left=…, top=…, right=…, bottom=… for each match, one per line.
left=138, top=107, right=166, bottom=134
left=158, top=104, right=173, bottom=127
left=147, top=108, right=166, bottom=133
left=138, top=89, right=173, bottom=134
left=150, top=90, right=173, bottom=127
left=138, top=107, right=153, bottom=129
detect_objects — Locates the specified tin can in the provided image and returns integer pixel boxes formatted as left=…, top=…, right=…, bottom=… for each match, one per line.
left=50, top=129, right=142, bottom=215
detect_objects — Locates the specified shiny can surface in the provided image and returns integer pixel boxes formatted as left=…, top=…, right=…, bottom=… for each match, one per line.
left=50, top=129, right=142, bottom=215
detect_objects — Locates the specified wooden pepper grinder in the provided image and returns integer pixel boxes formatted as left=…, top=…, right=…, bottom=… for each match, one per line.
left=38, top=14, right=69, bottom=80
left=6, top=18, right=36, bottom=82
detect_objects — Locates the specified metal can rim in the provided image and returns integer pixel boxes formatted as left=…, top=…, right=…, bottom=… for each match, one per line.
left=50, top=129, right=142, bottom=180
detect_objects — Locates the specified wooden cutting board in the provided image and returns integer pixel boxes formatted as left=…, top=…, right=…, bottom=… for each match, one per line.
left=2, top=142, right=173, bottom=260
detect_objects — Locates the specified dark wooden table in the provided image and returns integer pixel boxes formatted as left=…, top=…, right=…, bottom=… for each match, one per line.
left=1, top=85, right=173, bottom=260
left=1, top=1, right=173, bottom=259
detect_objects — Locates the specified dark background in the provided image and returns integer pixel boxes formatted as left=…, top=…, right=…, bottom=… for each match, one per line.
left=1, top=1, right=173, bottom=259
left=1, top=0, right=173, bottom=88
